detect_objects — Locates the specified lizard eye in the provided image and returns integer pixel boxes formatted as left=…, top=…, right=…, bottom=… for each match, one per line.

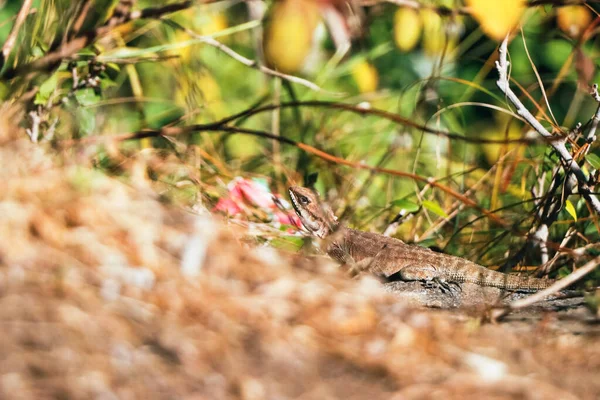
left=299, top=195, right=310, bottom=205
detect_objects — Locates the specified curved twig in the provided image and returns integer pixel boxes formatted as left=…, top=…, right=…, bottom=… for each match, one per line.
left=67, top=124, right=508, bottom=226
left=209, top=100, right=562, bottom=145
left=163, top=20, right=338, bottom=95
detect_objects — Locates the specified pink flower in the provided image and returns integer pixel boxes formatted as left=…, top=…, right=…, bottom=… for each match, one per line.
left=213, top=178, right=300, bottom=228
left=213, top=198, right=243, bottom=215
left=237, top=179, right=275, bottom=209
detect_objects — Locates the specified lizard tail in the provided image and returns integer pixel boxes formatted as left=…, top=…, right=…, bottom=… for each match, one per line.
left=477, top=269, right=556, bottom=291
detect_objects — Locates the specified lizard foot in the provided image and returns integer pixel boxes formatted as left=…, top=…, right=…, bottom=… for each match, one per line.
left=347, top=264, right=367, bottom=278
left=423, top=278, right=461, bottom=294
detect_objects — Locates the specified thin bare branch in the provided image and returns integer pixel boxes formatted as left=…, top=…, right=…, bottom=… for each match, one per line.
left=520, top=28, right=559, bottom=127
left=162, top=20, right=336, bottom=95
left=71, top=0, right=93, bottom=37
left=536, top=227, right=576, bottom=276
left=586, top=84, right=600, bottom=143
left=0, top=0, right=33, bottom=69
left=214, top=100, right=563, bottom=145
left=495, top=35, right=600, bottom=214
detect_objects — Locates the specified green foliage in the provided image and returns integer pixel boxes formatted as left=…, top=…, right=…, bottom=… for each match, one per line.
left=586, top=154, right=600, bottom=170
left=390, top=199, right=420, bottom=213
left=422, top=200, right=449, bottom=219
left=34, top=71, right=59, bottom=105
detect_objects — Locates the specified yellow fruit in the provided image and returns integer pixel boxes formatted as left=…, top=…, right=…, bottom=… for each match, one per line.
left=557, top=6, right=592, bottom=38
left=394, top=7, right=422, bottom=52
left=421, top=9, right=444, bottom=55
left=263, top=0, right=321, bottom=74
left=466, top=0, right=525, bottom=40
left=198, top=72, right=222, bottom=105
left=167, top=31, right=193, bottom=64
left=199, top=13, right=229, bottom=36
left=351, top=60, right=378, bottom=93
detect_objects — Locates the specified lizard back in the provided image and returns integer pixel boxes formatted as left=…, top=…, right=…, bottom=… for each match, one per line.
left=329, top=228, right=555, bottom=291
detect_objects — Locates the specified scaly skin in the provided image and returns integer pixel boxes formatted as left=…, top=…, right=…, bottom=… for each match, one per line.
left=289, top=186, right=555, bottom=291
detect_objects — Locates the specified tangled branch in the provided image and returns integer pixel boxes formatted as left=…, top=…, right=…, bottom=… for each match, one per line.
left=495, top=36, right=600, bottom=215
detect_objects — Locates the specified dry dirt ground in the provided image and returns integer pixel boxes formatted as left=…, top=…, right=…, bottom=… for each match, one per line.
left=0, top=112, right=599, bottom=400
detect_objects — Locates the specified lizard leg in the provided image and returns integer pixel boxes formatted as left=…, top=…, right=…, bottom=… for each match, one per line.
left=399, top=265, right=461, bottom=294
left=347, top=257, right=376, bottom=277
left=346, top=244, right=388, bottom=278
left=397, top=265, right=439, bottom=281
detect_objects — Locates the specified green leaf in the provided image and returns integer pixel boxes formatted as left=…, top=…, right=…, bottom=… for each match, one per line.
left=106, top=63, right=120, bottom=73
left=77, top=48, right=97, bottom=56
left=99, top=46, right=158, bottom=60
left=0, top=81, right=10, bottom=100
left=422, top=200, right=449, bottom=218
left=100, top=78, right=117, bottom=91
left=584, top=222, right=599, bottom=236
left=34, top=72, right=59, bottom=105
left=586, top=153, right=600, bottom=170
left=390, top=199, right=420, bottom=213
left=32, top=46, right=44, bottom=58
left=270, top=236, right=304, bottom=251
left=564, top=199, right=577, bottom=221
left=75, top=88, right=101, bottom=106
left=76, top=107, right=96, bottom=135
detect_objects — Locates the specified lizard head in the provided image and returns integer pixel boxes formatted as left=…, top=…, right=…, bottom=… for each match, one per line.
left=288, top=186, right=338, bottom=238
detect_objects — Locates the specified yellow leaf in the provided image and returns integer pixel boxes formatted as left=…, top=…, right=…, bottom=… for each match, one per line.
left=466, top=0, right=525, bottom=40
left=565, top=200, right=577, bottom=221
left=351, top=61, right=378, bottom=93
left=394, top=8, right=422, bottom=52
left=557, top=6, right=592, bottom=39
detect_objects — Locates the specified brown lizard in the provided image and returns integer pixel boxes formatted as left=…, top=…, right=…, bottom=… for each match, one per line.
left=288, top=186, right=555, bottom=291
